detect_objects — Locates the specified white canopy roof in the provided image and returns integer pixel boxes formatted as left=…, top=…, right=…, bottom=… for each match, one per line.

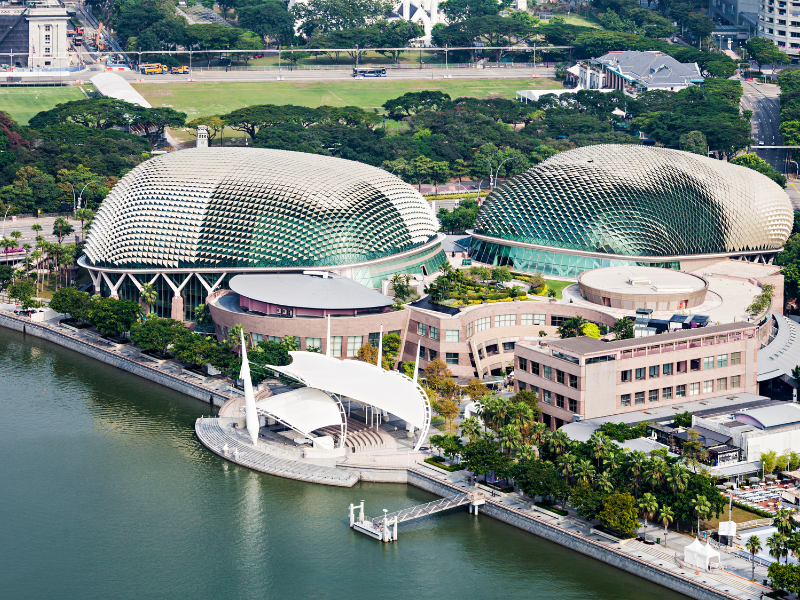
left=270, top=351, right=429, bottom=429
left=90, top=72, right=152, bottom=108
left=255, top=387, right=341, bottom=436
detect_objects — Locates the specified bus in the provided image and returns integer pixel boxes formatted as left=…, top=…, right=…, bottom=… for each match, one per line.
left=352, top=67, right=386, bottom=77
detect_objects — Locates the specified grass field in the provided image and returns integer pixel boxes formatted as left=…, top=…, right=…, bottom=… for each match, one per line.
left=0, top=86, right=88, bottom=125
left=544, top=279, right=573, bottom=300
left=135, top=78, right=561, bottom=122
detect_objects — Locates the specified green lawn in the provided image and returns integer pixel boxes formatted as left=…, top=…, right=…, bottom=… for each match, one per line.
left=0, top=86, right=89, bottom=125
left=544, top=279, right=573, bottom=299
left=135, top=78, right=562, bottom=122
left=561, top=14, right=602, bottom=28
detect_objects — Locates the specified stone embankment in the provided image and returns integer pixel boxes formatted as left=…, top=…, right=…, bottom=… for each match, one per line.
left=0, top=311, right=234, bottom=407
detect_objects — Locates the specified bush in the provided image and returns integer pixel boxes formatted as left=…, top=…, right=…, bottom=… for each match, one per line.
left=535, top=502, right=568, bottom=516
left=424, top=457, right=463, bottom=471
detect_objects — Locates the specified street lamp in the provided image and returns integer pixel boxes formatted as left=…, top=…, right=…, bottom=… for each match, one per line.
left=1, top=205, right=11, bottom=239
left=493, top=156, right=519, bottom=188
left=77, top=180, right=101, bottom=210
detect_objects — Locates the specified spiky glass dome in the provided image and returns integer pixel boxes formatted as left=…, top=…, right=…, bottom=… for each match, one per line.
left=84, top=148, right=439, bottom=269
left=474, top=145, right=792, bottom=257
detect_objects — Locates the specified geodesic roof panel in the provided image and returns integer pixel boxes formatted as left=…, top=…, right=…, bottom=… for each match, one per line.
left=474, top=145, right=793, bottom=257
left=84, top=148, right=438, bottom=269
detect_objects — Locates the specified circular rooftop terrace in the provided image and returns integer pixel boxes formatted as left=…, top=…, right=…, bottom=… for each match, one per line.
left=578, top=266, right=708, bottom=311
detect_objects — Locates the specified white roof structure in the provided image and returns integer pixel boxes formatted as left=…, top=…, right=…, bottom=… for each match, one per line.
left=734, top=403, right=800, bottom=429
left=269, top=351, right=431, bottom=450
left=255, top=387, right=343, bottom=436
left=684, top=538, right=721, bottom=571
left=90, top=72, right=152, bottom=108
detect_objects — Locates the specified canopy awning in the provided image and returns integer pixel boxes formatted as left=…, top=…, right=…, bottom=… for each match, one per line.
left=269, top=351, right=429, bottom=430
left=255, top=387, right=342, bottom=437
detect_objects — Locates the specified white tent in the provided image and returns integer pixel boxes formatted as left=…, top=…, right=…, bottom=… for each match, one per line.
left=684, top=537, right=721, bottom=570
left=255, top=387, right=343, bottom=441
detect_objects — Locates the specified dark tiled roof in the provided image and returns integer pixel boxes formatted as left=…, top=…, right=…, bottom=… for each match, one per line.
left=548, top=321, right=757, bottom=356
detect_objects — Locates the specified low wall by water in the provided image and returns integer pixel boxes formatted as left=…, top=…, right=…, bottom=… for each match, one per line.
left=0, top=312, right=232, bottom=407
left=407, top=470, right=739, bottom=600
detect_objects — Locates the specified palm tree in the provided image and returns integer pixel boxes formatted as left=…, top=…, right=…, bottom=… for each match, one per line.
left=517, top=445, right=537, bottom=461
left=30, top=249, right=42, bottom=294
left=498, top=424, right=522, bottom=457
left=745, top=535, right=762, bottom=580
left=139, top=282, right=158, bottom=314
left=767, top=532, right=786, bottom=564
left=603, top=447, right=621, bottom=473
left=459, top=417, right=482, bottom=443
left=773, top=508, right=796, bottom=536
left=75, top=208, right=94, bottom=242
left=595, top=471, right=614, bottom=494
left=626, top=451, right=648, bottom=497
left=557, top=452, right=577, bottom=482
left=638, top=493, right=659, bottom=541
left=659, top=506, right=674, bottom=547
left=574, top=459, right=596, bottom=486
left=282, top=335, right=300, bottom=352
left=588, top=431, right=610, bottom=468
left=21, top=243, right=31, bottom=274
left=788, top=531, right=800, bottom=564
left=646, top=458, right=668, bottom=490
left=529, top=422, right=549, bottom=449
left=666, top=464, right=690, bottom=495
left=549, top=429, right=569, bottom=457
left=9, top=230, right=21, bottom=247
left=509, top=402, right=534, bottom=430
left=690, top=494, right=712, bottom=535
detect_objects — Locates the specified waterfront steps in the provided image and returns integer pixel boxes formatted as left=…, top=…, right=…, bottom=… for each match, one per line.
left=195, top=418, right=358, bottom=487
left=315, top=418, right=398, bottom=454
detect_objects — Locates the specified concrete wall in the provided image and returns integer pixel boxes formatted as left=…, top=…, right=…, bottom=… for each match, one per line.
left=0, top=312, right=231, bottom=407
left=407, top=469, right=740, bottom=600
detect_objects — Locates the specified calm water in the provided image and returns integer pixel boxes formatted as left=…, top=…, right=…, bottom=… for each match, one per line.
left=0, top=327, right=688, bottom=600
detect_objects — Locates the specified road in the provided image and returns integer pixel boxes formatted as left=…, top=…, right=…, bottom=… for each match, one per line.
left=740, top=79, right=800, bottom=209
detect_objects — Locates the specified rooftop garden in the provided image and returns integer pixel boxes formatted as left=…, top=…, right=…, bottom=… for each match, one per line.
left=425, top=265, right=555, bottom=306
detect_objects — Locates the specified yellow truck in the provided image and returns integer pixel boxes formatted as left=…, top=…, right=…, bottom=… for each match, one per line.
left=140, top=63, right=165, bottom=75
left=170, top=66, right=189, bottom=74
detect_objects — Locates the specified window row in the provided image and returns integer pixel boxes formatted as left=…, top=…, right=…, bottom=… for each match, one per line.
left=518, top=358, right=578, bottom=389
left=620, top=353, right=741, bottom=382
left=518, top=383, right=578, bottom=413
left=416, top=322, right=459, bottom=342
left=465, top=314, right=550, bottom=337
left=620, top=376, right=741, bottom=406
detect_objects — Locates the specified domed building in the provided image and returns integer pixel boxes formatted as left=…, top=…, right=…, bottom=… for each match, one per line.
left=80, top=148, right=445, bottom=321
left=469, top=145, right=793, bottom=279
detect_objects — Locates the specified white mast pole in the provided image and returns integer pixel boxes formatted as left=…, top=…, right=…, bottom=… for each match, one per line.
left=326, top=314, right=331, bottom=357
left=239, top=330, right=259, bottom=446
left=412, top=339, right=421, bottom=382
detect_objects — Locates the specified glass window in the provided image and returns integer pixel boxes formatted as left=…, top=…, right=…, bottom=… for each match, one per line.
left=331, top=336, right=342, bottom=357
left=428, top=349, right=438, bottom=360
left=485, top=344, right=498, bottom=355
left=556, top=370, right=565, bottom=384
left=543, top=366, right=552, bottom=380
left=521, top=314, right=533, bottom=326
left=717, top=354, right=728, bottom=368
left=556, top=394, right=564, bottom=408
left=551, top=316, right=566, bottom=327
left=649, top=365, right=659, bottom=378
left=621, top=394, right=631, bottom=407
left=731, top=375, right=741, bottom=388
left=649, top=389, right=659, bottom=402
left=306, top=337, right=322, bottom=351
left=635, top=391, right=645, bottom=405
left=268, top=336, right=281, bottom=343
left=635, top=367, right=645, bottom=380
left=466, top=322, right=473, bottom=338
left=474, top=317, right=491, bottom=334
left=503, top=341, right=515, bottom=351
left=676, top=384, right=686, bottom=398
left=543, top=390, right=552, bottom=404
left=445, top=352, right=458, bottom=365
left=530, top=385, right=539, bottom=396
left=251, top=333, right=263, bottom=344
left=717, top=377, right=727, bottom=391
left=429, top=326, right=438, bottom=340
left=690, top=359, right=701, bottom=371
left=662, top=386, right=672, bottom=400
left=621, top=369, right=632, bottom=382
left=703, top=380, right=713, bottom=393
left=663, top=363, right=673, bottom=376
left=368, top=332, right=381, bottom=347
left=347, top=336, right=363, bottom=357
left=568, top=398, right=577, bottom=412
left=703, top=356, right=714, bottom=370
left=677, top=361, right=687, bottom=373
left=518, top=381, right=526, bottom=391
left=446, top=330, right=459, bottom=342
left=495, top=314, right=516, bottom=327
left=731, top=352, right=741, bottom=365
left=569, top=374, right=577, bottom=389
left=417, top=322, right=426, bottom=336
left=532, top=362, right=540, bottom=376
left=689, top=382, right=700, bottom=396
left=518, top=357, right=528, bottom=371
left=534, top=314, right=546, bottom=326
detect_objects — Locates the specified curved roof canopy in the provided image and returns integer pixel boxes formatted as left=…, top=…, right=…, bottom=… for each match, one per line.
left=255, top=387, right=342, bottom=435
left=230, top=273, right=392, bottom=310
left=734, top=404, right=800, bottom=430
left=90, top=72, right=152, bottom=108
left=474, top=145, right=792, bottom=257
left=84, top=147, right=438, bottom=270
left=269, top=351, right=429, bottom=430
